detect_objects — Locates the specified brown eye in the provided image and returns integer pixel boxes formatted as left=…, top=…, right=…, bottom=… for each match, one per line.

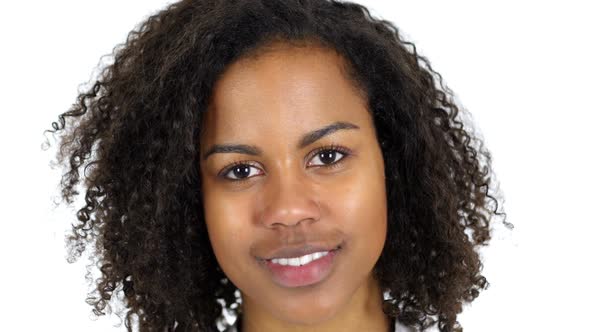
left=221, top=162, right=263, bottom=181
left=220, top=144, right=351, bottom=183
left=310, top=150, right=341, bottom=165
left=307, top=145, right=351, bottom=168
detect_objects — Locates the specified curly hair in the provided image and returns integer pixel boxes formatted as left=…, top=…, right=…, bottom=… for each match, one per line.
left=46, top=0, right=511, bottom=331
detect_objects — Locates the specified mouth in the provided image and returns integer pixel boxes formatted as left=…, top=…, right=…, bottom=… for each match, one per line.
left=259, top=243, right=343, bottom=261
left=258, top=245, right=342, bottom=288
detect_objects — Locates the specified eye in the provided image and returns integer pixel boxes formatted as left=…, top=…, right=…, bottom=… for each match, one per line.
left=219, top=144, right=352, bottom=183
left=307, top=144, right=351, bottom=168
left=220, top=161, right=263, bottom=182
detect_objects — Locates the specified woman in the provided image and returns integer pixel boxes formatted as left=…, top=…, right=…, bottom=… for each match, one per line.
left=47, top=0, right=509, bottom=331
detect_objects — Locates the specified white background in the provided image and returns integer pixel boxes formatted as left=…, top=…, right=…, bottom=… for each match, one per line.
left=1, top=0, right=588, bottom=331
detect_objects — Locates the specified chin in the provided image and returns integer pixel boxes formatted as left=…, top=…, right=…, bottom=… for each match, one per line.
left=270, top=295, right=342, bottom=326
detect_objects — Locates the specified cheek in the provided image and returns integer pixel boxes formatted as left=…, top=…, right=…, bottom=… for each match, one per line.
left=325, top=157, right=388, bottom=255
left=202, top=188, right=253, bottom=268
left=348, top=195, right=386, bottom=253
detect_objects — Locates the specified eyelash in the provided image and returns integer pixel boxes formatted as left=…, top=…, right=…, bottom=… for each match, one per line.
left=219, top=144, right=352, bottom=183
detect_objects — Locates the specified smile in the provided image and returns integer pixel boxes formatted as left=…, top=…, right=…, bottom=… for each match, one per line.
left=269, top=250, right=330, bottom=266
left=260, top=247, right=342, bottom=288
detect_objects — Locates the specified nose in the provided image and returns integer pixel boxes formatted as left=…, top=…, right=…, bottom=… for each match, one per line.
left=257, top=169, right=321, bottom=229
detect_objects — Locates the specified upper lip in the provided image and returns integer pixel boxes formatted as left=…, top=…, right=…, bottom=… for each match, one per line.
left=260, top=243, right=342, bottom=260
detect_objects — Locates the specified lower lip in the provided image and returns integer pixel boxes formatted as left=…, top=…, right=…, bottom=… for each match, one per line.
left=262, top=248, right=340, bottom=288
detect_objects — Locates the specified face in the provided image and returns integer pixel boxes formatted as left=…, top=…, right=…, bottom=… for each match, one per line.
left=199, top=43, right=388, bottom=328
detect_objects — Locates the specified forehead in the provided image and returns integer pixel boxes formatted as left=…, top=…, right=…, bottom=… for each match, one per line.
left=201, top=43, right=369, bottom=145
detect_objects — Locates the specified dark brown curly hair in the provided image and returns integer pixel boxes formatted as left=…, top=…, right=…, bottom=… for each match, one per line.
left=46, top=0, right=511, bottom=331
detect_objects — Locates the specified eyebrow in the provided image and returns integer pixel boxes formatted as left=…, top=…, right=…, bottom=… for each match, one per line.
left=202, top=121, right=360, bottom=160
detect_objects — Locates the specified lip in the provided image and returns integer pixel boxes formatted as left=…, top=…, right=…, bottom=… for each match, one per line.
left=258, top=243, right=343, bottom=260
left=261, top=246, right=342, bottom=288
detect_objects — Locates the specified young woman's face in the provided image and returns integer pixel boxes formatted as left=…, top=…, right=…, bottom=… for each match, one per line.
left=199, top=44, right=388, bottom=327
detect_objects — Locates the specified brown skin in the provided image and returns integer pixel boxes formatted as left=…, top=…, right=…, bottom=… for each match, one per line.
left=199, top=44, right=391, bottom=332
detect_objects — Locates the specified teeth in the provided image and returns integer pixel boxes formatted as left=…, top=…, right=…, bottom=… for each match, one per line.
left=271, top=251, right=329, bottom=266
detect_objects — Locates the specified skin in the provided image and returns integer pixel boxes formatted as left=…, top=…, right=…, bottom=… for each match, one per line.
left=199, top=43, right=390, bottom=332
